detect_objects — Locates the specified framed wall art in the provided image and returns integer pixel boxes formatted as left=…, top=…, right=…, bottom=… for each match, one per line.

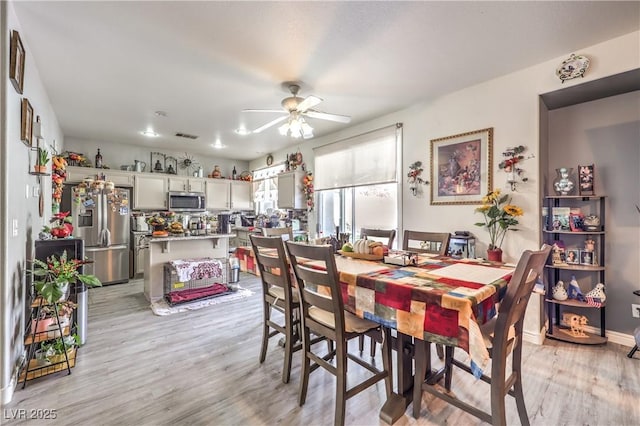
left=430, top=127, right=493, bottom=205
left=578, top=164, right=594, bottom=196
left=21, top=98, right=34, bottom=147
left=9, top=30, right=26, bottom=94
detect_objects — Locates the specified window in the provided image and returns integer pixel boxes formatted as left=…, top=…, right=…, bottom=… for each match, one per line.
left=314, top=125, right=401, bottom=246
left=253, top=163, right=286, bottom=214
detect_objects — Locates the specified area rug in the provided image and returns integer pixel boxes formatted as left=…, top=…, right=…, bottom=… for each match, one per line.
left=150, top=287, right=253, bottom=316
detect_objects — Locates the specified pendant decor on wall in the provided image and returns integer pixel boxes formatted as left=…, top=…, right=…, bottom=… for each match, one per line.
left=556, top=54, right=590, bottom=83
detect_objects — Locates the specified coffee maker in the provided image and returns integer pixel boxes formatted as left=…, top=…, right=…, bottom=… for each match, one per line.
left=217, top=213, right=231, bottom=234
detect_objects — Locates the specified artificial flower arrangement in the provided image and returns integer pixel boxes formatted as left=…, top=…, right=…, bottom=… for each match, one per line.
left=51, top=155, right=68, bottom=210
left=302, top=171, right=314, bottom=211
left=41, top=211, right=74, bottom=239
left=498, top=146, right=533, bottom=190
left=407, top=161, right=428, bottom=195
left=474, top=189, right=523, bottom=251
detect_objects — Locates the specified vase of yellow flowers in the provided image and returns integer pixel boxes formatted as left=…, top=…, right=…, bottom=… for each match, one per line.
left=474, top=189, right=523, bottom=262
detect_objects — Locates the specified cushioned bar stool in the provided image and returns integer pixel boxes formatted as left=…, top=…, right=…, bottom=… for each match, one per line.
left=412, top=244, right=551, bottom=426
left=358, top=228, right=397, bottom=356
left=249, top=234, right=302, bottom=384
left=285, top=241, right=392, bottom=426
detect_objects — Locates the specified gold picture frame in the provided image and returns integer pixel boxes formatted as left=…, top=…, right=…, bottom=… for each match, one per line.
left=430, top=127, right=493, bottom=205
left=10, top=30, right=25, bottom=94
left=21, top=98, right=34, bottom=147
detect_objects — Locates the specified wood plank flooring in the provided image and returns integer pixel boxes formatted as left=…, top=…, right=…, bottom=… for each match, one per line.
left=5, top=273, right=640, bottom=425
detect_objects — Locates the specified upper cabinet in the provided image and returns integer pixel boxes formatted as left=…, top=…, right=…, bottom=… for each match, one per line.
left=206, top=179, right=230, bottom=210
left=65, top=166, right=133, bottom=186
left=133, top=175, right=167, bottom=210
left=230, top=180, right=253, bottom=210
left=168, top=177, right=205, bottom=193
left=278, top=171, right=305, bottom=209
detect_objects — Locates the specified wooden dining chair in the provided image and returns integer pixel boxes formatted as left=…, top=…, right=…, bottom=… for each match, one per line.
left=262, top=226, right=294, bottom=241
left=358, top=228, right=396, bottom=356
left=412, top=244, right=552, bottom=426
left=403, top=230, right=451, bottom=255
left=360, top=228, right=396, bottom=248
left=249, top=234, right=301, bottom=384
left=285, top=241, right=392, bottom=426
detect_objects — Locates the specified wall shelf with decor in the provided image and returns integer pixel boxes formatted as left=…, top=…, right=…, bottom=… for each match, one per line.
left=543, top=195, right=607, bottom=345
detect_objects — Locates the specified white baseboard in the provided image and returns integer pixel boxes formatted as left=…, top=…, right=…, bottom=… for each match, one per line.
left=1, top=372, right=16, bottom=406
left=523, top=325, right=547, bottom=345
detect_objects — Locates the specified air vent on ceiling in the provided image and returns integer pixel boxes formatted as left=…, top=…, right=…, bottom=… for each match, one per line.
left=175, top=132, right=199, bottom=140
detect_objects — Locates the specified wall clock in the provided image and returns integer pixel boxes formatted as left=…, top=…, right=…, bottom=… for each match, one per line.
left=178, top=152, right=200, bottom=175
left=266, top=154, right=273, bottom=166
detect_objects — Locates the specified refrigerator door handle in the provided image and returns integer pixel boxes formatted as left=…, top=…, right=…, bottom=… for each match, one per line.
left=86, top=245, right=128, bottom=252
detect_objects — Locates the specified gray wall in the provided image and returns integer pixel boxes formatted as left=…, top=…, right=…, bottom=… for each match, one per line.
left=547, top=91, right=640, bottom=334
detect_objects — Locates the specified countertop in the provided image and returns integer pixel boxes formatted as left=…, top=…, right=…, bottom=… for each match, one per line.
left=149, top=233, right=236, bottom=243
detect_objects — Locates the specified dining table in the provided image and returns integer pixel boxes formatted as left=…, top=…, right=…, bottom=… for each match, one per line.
left=305, top=252, right=515, bottom=424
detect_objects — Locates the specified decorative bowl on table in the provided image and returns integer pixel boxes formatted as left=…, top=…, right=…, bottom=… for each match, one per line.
left=338, top=250, right=384, bottom=261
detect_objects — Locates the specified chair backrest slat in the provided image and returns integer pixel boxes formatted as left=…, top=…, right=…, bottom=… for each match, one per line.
left=403, top=230, right=451, bottom=255
left=360, top=228, right=396, bottom=248
left=249, top=234, right=294, bottom=302
left=262, top=227, right=294, bottom=241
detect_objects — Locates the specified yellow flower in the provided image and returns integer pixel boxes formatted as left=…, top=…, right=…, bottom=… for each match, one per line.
left=476, top=205, right=491, bottom=212
left=504, top=205, right=523, bottom=216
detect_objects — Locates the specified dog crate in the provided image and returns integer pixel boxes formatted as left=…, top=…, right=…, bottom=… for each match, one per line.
left=163, top=258, right=233, bottom=305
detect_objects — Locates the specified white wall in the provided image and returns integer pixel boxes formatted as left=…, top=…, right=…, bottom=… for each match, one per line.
left=2, top=1, right=64, bottom=403
left=64, top=137, right=249, bottom=179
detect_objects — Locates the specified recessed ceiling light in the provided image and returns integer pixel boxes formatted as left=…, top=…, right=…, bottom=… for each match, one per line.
left=154, top=111, right=167, bottom=117
left=141, top=130, right=159, bottom=137
left=211, top=142, right=226, bottom=149
left=235, top=127, right=251, bottom=136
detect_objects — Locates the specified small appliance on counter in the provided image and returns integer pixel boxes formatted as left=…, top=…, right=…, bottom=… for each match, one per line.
left=217, top=213, right=231, bottom=234
left=131, top=213, right=149, bottom=232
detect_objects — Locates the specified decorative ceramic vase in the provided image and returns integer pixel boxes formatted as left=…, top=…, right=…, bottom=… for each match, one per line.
left=553, top=167, right=575, bottom=195
left=487, top=248, right=503, bottom=262
left=552, top=281, right=568, bottom=301
left=212, top=165, right=222, bottom=178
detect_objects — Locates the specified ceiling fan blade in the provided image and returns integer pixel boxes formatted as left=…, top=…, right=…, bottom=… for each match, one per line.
left=304, top=110, right=351, bottom=123
left=296, top=95, right=323, bottom=113
left=252, top=115, right=288, bottom=133
left=243, top=109, right=286, bottom=113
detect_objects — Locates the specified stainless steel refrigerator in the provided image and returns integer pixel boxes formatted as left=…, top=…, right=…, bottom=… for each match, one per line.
left=62, top=184, right=130, bottom=285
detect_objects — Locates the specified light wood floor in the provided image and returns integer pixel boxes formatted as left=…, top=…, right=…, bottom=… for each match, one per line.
left=5, top=273, right=640, bottom=425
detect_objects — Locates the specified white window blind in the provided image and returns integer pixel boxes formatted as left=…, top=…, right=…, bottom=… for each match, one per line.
left=313, top=125, right=400, bottom=190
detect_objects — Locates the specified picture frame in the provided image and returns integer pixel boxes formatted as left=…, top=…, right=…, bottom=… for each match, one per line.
left=569, top=212, right=585, bottom=232
left=430, top=127, right=493, bottom=205
left=580, top=250, right=595, bottom=266
left=565, top=249, right=580, bottom=265
left=21, top=98, right=33, bottom=147
left=9, top=30, right=25, bottom=94
left=578, top=164, right=594, bottom=195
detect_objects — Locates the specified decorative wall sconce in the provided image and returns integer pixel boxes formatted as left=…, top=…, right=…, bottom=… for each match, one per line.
left=499, top=146, right=534, bottom=191
left=407, top=161, right=429, bottom=196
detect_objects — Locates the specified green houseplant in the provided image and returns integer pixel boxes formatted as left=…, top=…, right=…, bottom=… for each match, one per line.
left=36, top=147, right=49, bottom=173
left=31, top=251, right=102, bottom=304
left=474, top=189, right=523, bottom=261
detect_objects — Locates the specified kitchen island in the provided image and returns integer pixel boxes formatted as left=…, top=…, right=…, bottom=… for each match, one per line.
left=144, top=233, right=235, bottom=301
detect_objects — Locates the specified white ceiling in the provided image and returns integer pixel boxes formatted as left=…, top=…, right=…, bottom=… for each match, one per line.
left=12, top=1, right=640, bottom=161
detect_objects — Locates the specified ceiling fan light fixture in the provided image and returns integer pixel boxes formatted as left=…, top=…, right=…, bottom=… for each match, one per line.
left=141, top=130, right=159, bottom=137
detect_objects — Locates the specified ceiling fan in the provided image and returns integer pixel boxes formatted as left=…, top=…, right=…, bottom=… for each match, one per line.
left=243, top=82, right=351, bottom=138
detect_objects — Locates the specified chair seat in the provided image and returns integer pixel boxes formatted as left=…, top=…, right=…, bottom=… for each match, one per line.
left=479, top=316, right=515, bottom=352
left=309, top=306, right=379, bottom=333
left=268, top=285, right=299, bottom=303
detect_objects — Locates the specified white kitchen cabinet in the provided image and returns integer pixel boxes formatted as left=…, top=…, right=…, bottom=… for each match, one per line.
left=206, top=179, right=231, bottom=210
left=133, top=175, right=167, bottom=210
left=230, top=180, right=253, bottom=210
left=168, top=177, right=205, bottom=193
left=65, top=166, right=133, bottom=186
left=277, top=170, right=305, bottom=209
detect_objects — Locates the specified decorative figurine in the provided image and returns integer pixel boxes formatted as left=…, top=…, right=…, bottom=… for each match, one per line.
left=552, top=280, right=568, bottom=301
left=562, top=312, right=588, bottom=337
left=584, top=237, right=596, bottom=251
left=585, top=283, right=606, bottom=304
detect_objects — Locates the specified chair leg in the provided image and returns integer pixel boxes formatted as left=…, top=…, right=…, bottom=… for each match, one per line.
left=628, top=345, right=638, bottom=358
left=382, top=328, right=393, bottom=398
left=298, top=328, right=311, bottom=406
left=444, top=346, right=454, bottom=391
left=358, top=335, right=365, bottom=354
left=282, top=318, right=293, bottom=384
left=335, top=339, right=348, bottom=426
left=490, top=359, right=508, bottom=426
left=436, top=343, right=444, bottom=360
left=512, top=345, right=530, bottom=426
left=370, top=337, right=377, bottom=358
left=259, top=302, right=270, bottom=363
left=412, top=340, right=427, bottom=419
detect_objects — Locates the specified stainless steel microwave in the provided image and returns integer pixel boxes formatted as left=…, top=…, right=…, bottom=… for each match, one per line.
left=167, top=191, right=206, bottom=212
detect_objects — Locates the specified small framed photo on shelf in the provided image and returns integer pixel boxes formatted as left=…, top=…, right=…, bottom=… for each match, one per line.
left=569, top=212, right=585, bottom=232
left=565, top=249, right=580, bottom=265
left=578, top=164, right=594, bottom=196
left=580, top=250, right=595, bottom=266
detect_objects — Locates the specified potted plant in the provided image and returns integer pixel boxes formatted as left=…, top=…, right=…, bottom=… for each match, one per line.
left=41, top=334, right=79, bottom=364
left=474, top=189, right=523, bottom=262
left=35, top=147, right=49, bottom=173
left=31, top=250, right=102, bottom=304
left=41, top=211, right=74, bottom=239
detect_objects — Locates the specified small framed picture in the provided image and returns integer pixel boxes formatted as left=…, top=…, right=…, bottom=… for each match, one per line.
left=21, top=98, right=33, bottom=147
left=580, top=250, right=594, bottom=266
left=9, top=30, right=25, bottom=94
left=569, top=213, right=585, bottom=232
left=565, top=249, right=580, bottom=265
left=578, top=164, right=594, bottom=196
